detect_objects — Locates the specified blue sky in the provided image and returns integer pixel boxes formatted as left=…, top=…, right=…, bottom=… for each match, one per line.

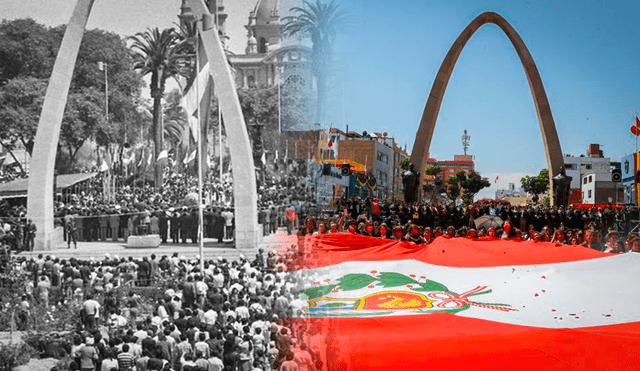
left=2, top=0, right=639, bottom=198
left=330, top=0, right=640, bottom=197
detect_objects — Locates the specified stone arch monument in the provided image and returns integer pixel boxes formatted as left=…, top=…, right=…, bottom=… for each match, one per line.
left=27, top=0, right=260, bottom=250
left=410, top=12, right=563, bottom=203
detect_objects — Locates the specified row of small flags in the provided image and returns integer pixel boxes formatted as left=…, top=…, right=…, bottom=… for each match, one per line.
left=98, top=148, right=200, bottom=173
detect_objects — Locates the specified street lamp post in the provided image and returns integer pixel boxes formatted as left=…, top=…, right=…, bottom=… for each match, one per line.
left=98, top=61, right=108, bottom=124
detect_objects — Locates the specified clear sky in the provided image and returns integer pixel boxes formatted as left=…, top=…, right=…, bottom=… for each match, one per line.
left=331, top=0, right=640, bottom=198
left=2, top=0, right=639, bottom=199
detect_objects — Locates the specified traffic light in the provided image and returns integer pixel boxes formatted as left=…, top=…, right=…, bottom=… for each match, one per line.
left=322, top=162, right=332, bottom=175
left=341, top=162, right=352, bottom=176
left=611, top=169, right=622, bottom=183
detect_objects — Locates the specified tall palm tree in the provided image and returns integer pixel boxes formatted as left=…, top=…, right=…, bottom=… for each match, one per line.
left=281, top=0, right=349, bottom=126
left=129, top=27, right=188, bottom=188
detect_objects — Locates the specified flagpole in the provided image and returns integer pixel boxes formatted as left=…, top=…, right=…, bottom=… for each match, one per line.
left=196, top=21, right=204, bottom=273
left=219, top=103, right=222, bottom=182
left=278, top=70, right=281, bottom=135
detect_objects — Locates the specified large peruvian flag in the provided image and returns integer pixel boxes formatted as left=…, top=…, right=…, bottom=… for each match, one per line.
left=288, top=233, right=640, bottom=371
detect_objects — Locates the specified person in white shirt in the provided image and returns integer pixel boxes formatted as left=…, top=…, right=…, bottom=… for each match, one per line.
left=203, top=305, right=218, bottom=327
left=235, top=300, right=250, bottom=320
left=208, top=351, right=224, bottom=371
left=195, top=275, right=208, bottom=307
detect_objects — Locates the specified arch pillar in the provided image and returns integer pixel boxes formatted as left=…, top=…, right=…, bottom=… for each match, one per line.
left=27, top=0, right=260, bottom=250
left=187, top=0, right=260, bottom=250
left=410, top=12, right=563, bottom=204
left=27, top=0, right=95, bottom=250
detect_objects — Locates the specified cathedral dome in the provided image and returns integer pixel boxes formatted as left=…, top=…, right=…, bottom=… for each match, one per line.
left=253, top=0, right=279, bottom=24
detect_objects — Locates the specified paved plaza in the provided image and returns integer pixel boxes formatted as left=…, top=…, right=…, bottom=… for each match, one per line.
left=15, top=228, right=296, bottom=261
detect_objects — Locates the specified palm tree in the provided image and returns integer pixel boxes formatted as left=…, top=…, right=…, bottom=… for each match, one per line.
left=281, top=0, right=349, bottom=126
left=129, top=27, right=189, bottom=188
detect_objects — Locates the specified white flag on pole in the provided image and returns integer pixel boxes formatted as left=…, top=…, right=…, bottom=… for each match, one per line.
left=183, top=150, right=197, bottom=164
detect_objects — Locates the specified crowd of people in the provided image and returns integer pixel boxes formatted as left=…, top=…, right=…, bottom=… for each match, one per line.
left=2, top=244, right=325, bottom=371
left=0, top=159, right=315, bottom=251
left=295, top=197, right=640, bottom=253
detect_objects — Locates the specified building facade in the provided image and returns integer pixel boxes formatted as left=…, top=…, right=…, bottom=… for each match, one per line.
left=619, top=152, right=637, bottom=205
left=423, top=154, right=475, bottom=185
left=581, top=171, right=623, bottom=205
left=563, top=144, right=612, bottom=189
left=225, top=0, right=315, bottom=132
left=392, top=143, right=409, bottom=201
left=336, top=134, right=395, bottom=200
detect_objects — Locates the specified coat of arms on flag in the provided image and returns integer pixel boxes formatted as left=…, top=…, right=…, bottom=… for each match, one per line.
left=281, top=233, right=640, bottom=370
left=302, top=272, right=514, bottom=316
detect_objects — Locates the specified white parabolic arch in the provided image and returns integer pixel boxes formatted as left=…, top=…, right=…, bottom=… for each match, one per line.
left=26, top=0, right=260, bottom=250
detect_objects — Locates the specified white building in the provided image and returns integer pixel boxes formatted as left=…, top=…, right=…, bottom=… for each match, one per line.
left=563, top=144, right=612, bottom=189
left=495, top=183, right=527, bottom=199
left=581, top=171, right=623, bottom=204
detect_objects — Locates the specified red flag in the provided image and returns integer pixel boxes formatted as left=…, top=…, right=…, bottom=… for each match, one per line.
left=281, top=233, right=640, bottom=370
left=636, top=115, right=640, bottom=128
left=630, top=125, right=640, bottom=137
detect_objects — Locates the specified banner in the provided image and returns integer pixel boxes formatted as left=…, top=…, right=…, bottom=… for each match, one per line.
left=287, top=234, right=640, bottom=370
left=181, top=61, right=211, bottom=143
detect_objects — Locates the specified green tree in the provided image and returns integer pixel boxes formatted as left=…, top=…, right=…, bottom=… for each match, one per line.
left=521, top=169, right=550, bottom=203
left=237, top=85, right=279, bottom=159
left=59, top=88, right=105, bottom=170
left=280, top=80, right=313, bottom=131
left=74, top=28, right=146, bottom=170
left=400, top=157, right=410, bottom=169
left=0, top=20, right=146, bottom=172
left=281, top=0, right=350, bottom=125
left=129, top=27, right=189, bottom=187
left=0, top=18, right=58, bottom=85
left=0, top=76, right=47, bottom=161
left=442, top=170, right=490, bottom=205
left=423, top=165, right=444, bottom=204
left=425, top=165, right=442, bottom=177
left=461, top=171, right=491, bottom=204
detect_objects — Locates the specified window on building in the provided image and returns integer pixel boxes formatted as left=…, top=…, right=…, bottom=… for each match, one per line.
left=589, top=175, right=593, bottom=183
left=583, top=177, right=587, bottom=185
left=588, top=189, right=592, bottom=198
left=376, top=152, right=388, bottom=164
left=259, top=37, right=267, bottom=53
left=586, top=164, right=592, bottom=170
left=564, top=164, right=575, bottom=170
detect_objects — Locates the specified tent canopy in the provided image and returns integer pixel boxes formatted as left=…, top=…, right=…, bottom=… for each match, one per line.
left=0, top=172, right=98, bottom=199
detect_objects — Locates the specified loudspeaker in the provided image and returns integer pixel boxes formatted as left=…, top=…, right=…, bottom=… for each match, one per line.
left=611, top=169, right=621, bottom=183
left=341, top=162, right=352, bottom=176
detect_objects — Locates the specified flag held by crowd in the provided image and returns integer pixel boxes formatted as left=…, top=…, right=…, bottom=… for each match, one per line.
left=291, top=233, right=640, bottom=370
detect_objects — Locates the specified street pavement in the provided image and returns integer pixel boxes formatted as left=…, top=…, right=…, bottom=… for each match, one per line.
left=16, top=228, right=297, bottom=261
